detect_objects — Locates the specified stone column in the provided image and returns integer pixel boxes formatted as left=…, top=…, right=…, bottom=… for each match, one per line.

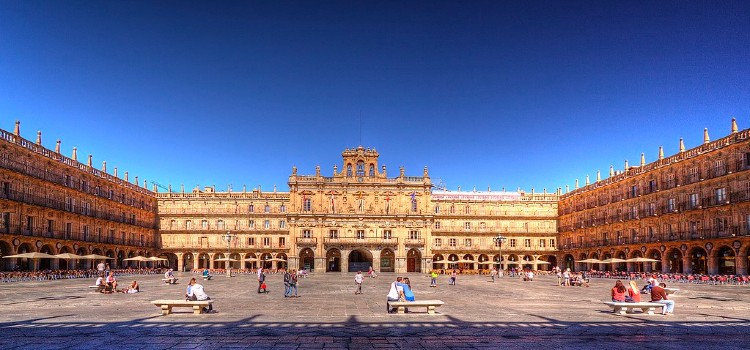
left=707, top=254, right=719, bottom=275
left=315, top=257, right=326, bottom=273
left=683, top=255, right=692, bottom=274
left=176, top=252, right=184, bottom=272
left=208, top=253, right=216, bottom=269
left=341, top=249, right=350, bottom=273
left=735, top=253, right=748, bottom=276
left=372, top=250, right=381, bottom=273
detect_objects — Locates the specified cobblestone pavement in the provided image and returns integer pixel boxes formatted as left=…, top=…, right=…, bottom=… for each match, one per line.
left=1, top=271, right=749, bottom=349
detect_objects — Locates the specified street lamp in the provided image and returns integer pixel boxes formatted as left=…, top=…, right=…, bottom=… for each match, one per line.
left=221, top=231, right=237, bottom=277
left=493, top=234, right=507, bottom=277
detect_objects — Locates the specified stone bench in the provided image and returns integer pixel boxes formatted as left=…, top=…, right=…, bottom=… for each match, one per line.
left=162, top=278, right=178, bottom=284
left=388, top=300, right=444, bottom=314
left=603, top=301, right=665, bottom=315
left=151, top=299, right=213, bottom=315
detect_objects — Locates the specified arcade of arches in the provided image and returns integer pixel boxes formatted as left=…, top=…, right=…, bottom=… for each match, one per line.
left=563, top=243, right=750, bottom=275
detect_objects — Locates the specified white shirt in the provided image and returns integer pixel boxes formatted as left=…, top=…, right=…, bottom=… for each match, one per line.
left=189, top=283, right=209, bottom=301
left=354, top=273, right=363, bottom=284
left=387, top=282, right=403, bottom=299
left=97, top=263, right=105, bottom=271
left=95, top=277, right=104, bottom=286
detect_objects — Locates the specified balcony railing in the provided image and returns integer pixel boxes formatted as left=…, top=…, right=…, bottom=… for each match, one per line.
left=323, top=237, right=398, bottom=246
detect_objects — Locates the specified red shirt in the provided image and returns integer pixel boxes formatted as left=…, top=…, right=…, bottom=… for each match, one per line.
left=628, top=288, right=641, bottom=302
left=611, top=287, right=627, bottom=301
left=651, top=286, right=668, bottom=301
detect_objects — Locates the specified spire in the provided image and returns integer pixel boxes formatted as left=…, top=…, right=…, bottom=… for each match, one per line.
left=102, top=161, right=107, bottom=173
left=679, top=138, right=685, bottom=153
left=575, top=179, right=579, bottom=189
left=732, top=117, right=738, bottom=133
left=640, top=152, right=645, bottom=167
left=609, top=165, right=614, bottom=177
left=596, top=170, right=601, bottom=182
left=72, top=147, right=77, bottom=161
left=13, top=120, right=20, bottom=136
left=658, top=146, right=664, bottom=160
left=36, top=131, right=41, bottom=145
left=703, top=128, right=710, bottom=144
left=87, top=155, right=92, bottom=167
left=55, top=140, right=61, bottom=153
left=585, top=175, right=589, bottom=186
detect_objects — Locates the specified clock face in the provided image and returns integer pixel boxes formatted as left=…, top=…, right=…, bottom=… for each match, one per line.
left=357, top=177, right=363, bottom=183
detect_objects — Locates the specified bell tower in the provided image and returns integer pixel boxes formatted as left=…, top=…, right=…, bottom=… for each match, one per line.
left=338, top=146, right=381, bottom=179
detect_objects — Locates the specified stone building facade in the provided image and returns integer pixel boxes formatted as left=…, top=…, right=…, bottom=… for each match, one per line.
left=558, top=119, right=750, bottom=275
left=0, top=122, right=159, bottom=270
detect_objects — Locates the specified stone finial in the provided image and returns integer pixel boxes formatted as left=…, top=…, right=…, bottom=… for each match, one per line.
left=679, top=138, right=685, bottom=153
left=87, top=155, right=92, bottom=167
left=72, top=147, right=77, bottom=161
left=557, top=187, right=562, bottom=195
left=55, top=140, right=61, bottom=153
left=423, top=166, right=429, bottom=177
left=624, top=159, right=629, bottom=170
left=181, top=184, right=185, bottom=193
left=640, top=153, right=645, bottom=167
left=13, top=120, right=20, bottom=136
left=292, top=166, right=297, bottom=175
left=732, top=117, right=738, bottom=133
left=114, top=167, right=118, bottom=177
left=596, top=170, right=601, bottom=182
left=609, top=165, right=614, bottom=177
left=135, top=176, right=138, bottom=185
left=168, top=184, right=172, bottom=192
left=242, top=184, right=246, bottom=192
left=36, top=131, right=41, bottom=145
left=124, top=171, right=129, bottom=181
left=658, top=146, right=664, bottom=160
left=531, top=187, right=535, bottom=194
left=102, top=161, right=107, bottom=173
left=315, top=165, right=321, bottom=176
left=543, top=188, right=547, bottom=194
left=273, top=184, right=277, bottom=192
left=399, top=166, right=405, bottom=177
left=703, top=128, right=710, bottom=144
left=565, top=185, right=570, bottom=193
left=585, top=175, right=589, bottom=185
left=381, top=165, right=386, bottom=177
left=143, top=179, right=147, bottom=188
left=152, top=184, right=157, bottom=192
left=575, top=179, right=579, bottom=189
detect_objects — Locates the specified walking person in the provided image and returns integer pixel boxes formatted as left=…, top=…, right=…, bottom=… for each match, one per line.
left=257, top=268, right=266, bottom=294
left=490, top=267, right=497, bottom=282
left=354, top=271, right=364, bottom=294
left=283, top=269, right=292, bottom=297
left=289, top=269, right=298, bottom=297
left=430, top=270, right=438, bottom=287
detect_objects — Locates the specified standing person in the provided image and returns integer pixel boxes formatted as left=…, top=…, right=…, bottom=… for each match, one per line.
left=257, top=268, right=266, bottom=294
left=651, top=282, right=675, bottom=315
left=186, top=278, right=213, bottom=313
left=386, top=277, right=406, bottom=313
left=97, top=261, right=105, bottom=276
left=490, top=267, right=497, bottom=282
left=283, top=269, right=292, bottom=297
left=556, top=268, right=563, bottom=286
left=104, top=263, right=111, bottom=278
left=289, top=269, right=298, bottom=297
left=449, top=270, right=457, bottom=285
left=563, top=268, right=571, bottom=287
left=430, top=270, right=438, bottom=287
left=354, top=271, right=364, bottom=294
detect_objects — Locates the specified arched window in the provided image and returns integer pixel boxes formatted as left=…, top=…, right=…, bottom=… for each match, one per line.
left=356, top=161, right=365, bottom=177
left=369, top=164, right=375, bottom=177
left=346, top=164, right=353, bottom=177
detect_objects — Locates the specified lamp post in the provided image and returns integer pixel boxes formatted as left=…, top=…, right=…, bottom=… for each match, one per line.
left=493, top=234, right=507, bottom=277
left=221, top=231, right=237, bottom=277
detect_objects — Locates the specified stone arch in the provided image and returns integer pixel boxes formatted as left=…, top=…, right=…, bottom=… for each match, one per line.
left=116, top=250, right=125, bottom=268
left=538, top=255, right=555, bottom=271
left=563, top=254, right=575, bottom=271
left=645, top=249, right=662, bottom=273
left=38, top=244, right=54, bottom=270
left=197, top=253, right=210, bottom=269
left=407, top=248, right=422, bottom=273
left=326, top=248, right=341, bottom=272
left=16, top=243, right=36, bottom=270
left=379, top=249, right=395, bottom=273
left=666, top=248, right=683, bottom=273
left=349, top=249, right=373, bottom=272
left=715, top=246, right=735, bottom=275
left=477, top=254, right=490, bottom=270
left=432, top=254, right=445, bottom=271
left=689, top=246, right=707, bottom=274
left=614, top=250, right=627, bottom=271
left=299, top=248, right=315, bottom=271
left=0, top=240, right=13, bottom=270
left=181, top=252, right=194, bottom=271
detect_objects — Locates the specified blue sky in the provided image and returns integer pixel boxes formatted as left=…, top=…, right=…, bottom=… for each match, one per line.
left=1, top=1, right=748, bottom=193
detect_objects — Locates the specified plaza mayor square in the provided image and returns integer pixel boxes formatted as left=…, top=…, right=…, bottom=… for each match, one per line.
left=0, top=1, right=749, bottom=349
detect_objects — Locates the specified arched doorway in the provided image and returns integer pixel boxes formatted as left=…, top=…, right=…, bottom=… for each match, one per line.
left=493, top=254, right=502, bottom=271
left=690, top=247, right=707, bottom=274
left=243, top=253, right=258, bottom=270
left=380, top=249, right=394, bottom=272
left=299, top=248, right=314, bottom=271
left=39, top=245, right=53, bottom=270
left=198, top=253, right=210, bottom=269
left=117, top=251, right=125, bottom=269
left=348, top=249, right=373, bottom=272
left=667, top=248, right=682, bottom=273
left=648, top=250, right=662, bottom=273
left=0, top=240, right=13, bottom=270
left=477, top=254, right=490, bottom=271
left=260, top=253, right=273, bottom=270
left=76, top=247, right=89, bottom=269
left=274, top=253, right=288, bottom=270
left=16, top=243, right=35, bottom=270
left=716, top=246, right=735, bottom=275
left=433, top=254, right=444, bottom=271
left=183, top=252, right=194, bottom=271
left=326, top=249, right=341, bottom=272
left=407, top=249, right=421, bottom=273
left=539, top=255, right=555, bottom=271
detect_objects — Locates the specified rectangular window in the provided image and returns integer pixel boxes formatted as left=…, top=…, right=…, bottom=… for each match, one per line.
left=716, top=188, right=727, bottom=203
left=539, top=240, right=546, bottom=248
left=279, top=237, right=286, bottom=247
left=279, top=220, right=286, bottom=229
left=434, top=205, right=440, bottom=214
left=264, top=204, right=270, bottom=213
left=449, top=238, right=456, bottom=247
left=201, top=220, right=208, bottom=230
left=667, top=198, right=676, bottom=212
left=82, top=225, right=89, bottom=241
left=25, top=216, right=33, bottom=234
left=434, top=221, right=441, bottom=229
left=550, top=239, right=556, bottom=248
left=464, top=238, right=472, bottom=247
left=329, top=230, right=338, bottom=239
left=464, top=222, right=471, bottom=230
left=248, top=237, right=255, bottom=245
left=65, top=223, right=72, bottom=239
left=356, top=230, right=365, bottom=239
left=434, top=238, right=442, bottom=247
left=689, top=193, right=699, bottom=209
left=524, top=239, right=531, bottom=248
left=248, top=220, right=254, bottom=228
left=263, top=237, right=271, bottom=246
left=509, top=239, right=517, bottom=248
left=47, top=219, right=54, bottom=237
left=249, top=204, right=254, bottom=213
left=383, top=230, right=392, bottom=239
left=302, top=229, right=312, bottom=238
left=408, top=230, right=419, bottom=240
left=263, top=220, right=270, bottom=229
left=280, top=204, right=286, bottom=213
left=303, top=199, right=311, bottom=212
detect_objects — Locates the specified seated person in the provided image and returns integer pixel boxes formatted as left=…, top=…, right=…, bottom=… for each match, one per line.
left=651, top=282, right=675, bottom=315
left=95, top=274, right=106, bottom=293
left=121, top=280, right=139, bottom=294
left=105, top=272, right=117, bottom=293
left=164, top=269, right=177, bottom=284
left=611, top=280, right=627, bottom=302
left=186, top=278, right=213, bottom=312
left=202, top=268, right=212, bottom=280
left=628, top=280, right=641, bottom=302
left=260, top=282, right=268, bottom=293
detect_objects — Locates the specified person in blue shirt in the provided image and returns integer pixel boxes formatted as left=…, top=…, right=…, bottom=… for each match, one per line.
left=403, top=277, right=415, bottom=301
